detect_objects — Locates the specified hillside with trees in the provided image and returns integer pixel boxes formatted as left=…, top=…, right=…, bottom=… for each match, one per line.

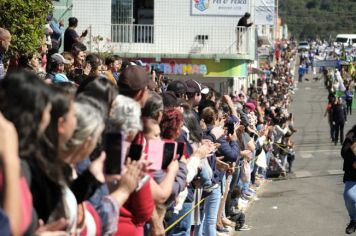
left=279, top=0, right=356, bottom=40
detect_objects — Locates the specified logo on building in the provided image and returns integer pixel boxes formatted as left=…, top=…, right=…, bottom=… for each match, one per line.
left=193, top=0, right=210, bottom=12
left=266, top=14, right=273, bottom=22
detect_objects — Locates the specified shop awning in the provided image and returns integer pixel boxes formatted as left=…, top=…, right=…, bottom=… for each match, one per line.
left=250, top=66, right=264, bottom=75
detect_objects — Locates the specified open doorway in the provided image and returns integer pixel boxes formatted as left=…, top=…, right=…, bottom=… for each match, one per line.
left=111, top=0, right=154, bottom=43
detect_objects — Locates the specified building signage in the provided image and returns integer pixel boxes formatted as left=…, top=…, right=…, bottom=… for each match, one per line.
left=192, top=0, right=248, bottom=16
left=150, top=63, right=208, bottom=75
left=254, top=0, right=274, bottom=25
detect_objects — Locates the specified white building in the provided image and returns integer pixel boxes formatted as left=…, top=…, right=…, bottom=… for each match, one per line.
left=54, top=0, right=275, bottom=94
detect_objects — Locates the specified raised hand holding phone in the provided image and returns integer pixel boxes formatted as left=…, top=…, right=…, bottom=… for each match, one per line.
left=167, top=159, right=179, bottom=175
left=89, top=152, right=106, bottom=183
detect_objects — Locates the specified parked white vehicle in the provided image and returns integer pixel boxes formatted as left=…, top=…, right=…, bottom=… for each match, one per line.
left=334, top=34, right=356, bottom=47
left=298, top=41, right=310, bottom=52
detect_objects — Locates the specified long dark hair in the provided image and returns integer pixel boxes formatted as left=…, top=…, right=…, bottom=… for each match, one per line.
left=41, top=85, right=73, bottom=179
left=0, top=70, right=64, bottom=222
left=0, top=70, right=51, bottom=157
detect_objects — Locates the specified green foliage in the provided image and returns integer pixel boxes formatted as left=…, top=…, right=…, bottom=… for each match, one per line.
left=280, top=0, right=356, bottom=40
left=0, top=0, right=53, bottom=57
left=88, top=35, right=115, bottom=60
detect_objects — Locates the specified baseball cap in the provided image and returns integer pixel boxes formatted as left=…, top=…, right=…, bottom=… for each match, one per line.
left=162, top=91, right=181, bottom=107
left=118, top=65, right=156, bottom=91
left=167, top=79, right=187, bottom=95
left=186, top=79, right=209, bottom=94
left=245, top=102, right=256, bottom=112
left=51, top=53, right=69, bottom=64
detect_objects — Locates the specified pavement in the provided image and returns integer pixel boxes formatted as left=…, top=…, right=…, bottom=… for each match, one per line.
left=232, top=74, right=354, bottom=236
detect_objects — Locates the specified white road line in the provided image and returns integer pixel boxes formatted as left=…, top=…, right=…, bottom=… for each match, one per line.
left=298, top=149, right=339, bottom=153
left=305, top=87, right=311, bottom=90
left=295, top=170, right=312, bottom=178
left=327, top=170, right=343, bottom=175
left=300, top=153, right=313, bottom=159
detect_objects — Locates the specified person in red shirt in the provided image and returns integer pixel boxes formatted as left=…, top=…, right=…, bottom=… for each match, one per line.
left=115, top=67, right=158, bottom=235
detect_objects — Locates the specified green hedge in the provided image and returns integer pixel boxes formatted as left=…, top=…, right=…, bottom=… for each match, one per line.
left=0, top=0, right=53, bottom=57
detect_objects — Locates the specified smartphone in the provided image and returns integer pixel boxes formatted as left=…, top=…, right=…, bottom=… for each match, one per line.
left=147, top=139, right=164, bottom=171
left=176, top=142, right=186, bottom=160
left=104, top=132, right=123, bottom=175
left=127, top=144, right=143, bottom=161
left=227, top=122, right=235, bottom=135
left=161, top=141, right=177, bottom=170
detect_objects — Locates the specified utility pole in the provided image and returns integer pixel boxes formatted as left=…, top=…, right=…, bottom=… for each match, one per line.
left=274, top=0, right=279, bottom=43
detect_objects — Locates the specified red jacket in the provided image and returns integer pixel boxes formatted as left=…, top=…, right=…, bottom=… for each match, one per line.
left=115, top=174, right=154, bottom=236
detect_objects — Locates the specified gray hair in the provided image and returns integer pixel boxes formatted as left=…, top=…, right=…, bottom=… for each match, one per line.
left=65, top=100, right=105, bottom=149
left=108, top=94, right=142, bottom=135
left=141, top=91, right=163, bottom=119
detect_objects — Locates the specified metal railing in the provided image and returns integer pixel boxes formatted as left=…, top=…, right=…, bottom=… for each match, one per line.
left=256, top=24, right=274, bottom=44
left=88, top=24, right=255, bottom=56
left=111, top=24, right=154, bottom=43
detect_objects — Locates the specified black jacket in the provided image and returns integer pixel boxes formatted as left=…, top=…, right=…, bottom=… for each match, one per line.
left=341, top=129, right=356, bottom=182
left=237, top=16, right=253, bottom=27
left=332, top=104, right=346, bottom=123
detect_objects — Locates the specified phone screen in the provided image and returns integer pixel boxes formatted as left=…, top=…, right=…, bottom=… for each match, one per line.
left=104, top=132, right=123, bottom=175
left=161, top=142, right=177, bottom=170
left=127, top=144, right=143, bottom=161
left=227, top=122, right=235, bottom=135
left=176, top=142, right=186, bottom=160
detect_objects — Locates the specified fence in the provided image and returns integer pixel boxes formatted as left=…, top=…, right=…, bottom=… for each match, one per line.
left=87, top=24, right=255, bottom=56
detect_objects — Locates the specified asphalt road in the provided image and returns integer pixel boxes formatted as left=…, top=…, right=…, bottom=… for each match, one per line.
left=236, top=75, right=354, bottom=236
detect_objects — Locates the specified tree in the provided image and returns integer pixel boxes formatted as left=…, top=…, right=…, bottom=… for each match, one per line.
left=305, top=0, right=317, bottom=9
left=0, top=0, right=53, bottom=57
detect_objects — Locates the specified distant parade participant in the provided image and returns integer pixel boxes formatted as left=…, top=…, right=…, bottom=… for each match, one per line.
left=298, top=64, right=306, bottom=82
left=345, top=86, right=354, bottom=115
left=331, top=97, right=347, bottom=146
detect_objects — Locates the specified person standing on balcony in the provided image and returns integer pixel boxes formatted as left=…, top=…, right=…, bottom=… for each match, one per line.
left=64, top=17, right=88, bottom=52
left=237, top=12, right=253, bottom=28
left=237, top=13, right=253, bottom=53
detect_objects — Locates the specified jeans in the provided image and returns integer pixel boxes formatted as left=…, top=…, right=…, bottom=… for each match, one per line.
left=330, top=123, right=336, bottom=141
left=196, top=186, right=221, bottom=236
left=344, top=181, right=356, bottom=221
left=199, top=168, right=212, bottom=187
left=298, top=74, right=303, bottom=82
left=166, top=202, right=193, bottom=236
left=230, top=160, right=242, bottom=190
left=346, top=100, right=353, bottom=115
left=334, top=122, right=345, bottom=144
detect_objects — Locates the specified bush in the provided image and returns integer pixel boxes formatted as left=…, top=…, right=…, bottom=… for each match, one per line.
left=0, top=0, right=53, bottom=57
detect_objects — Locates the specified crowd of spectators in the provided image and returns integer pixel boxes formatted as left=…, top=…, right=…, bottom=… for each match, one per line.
left=0, top=16, right=299, bottom=236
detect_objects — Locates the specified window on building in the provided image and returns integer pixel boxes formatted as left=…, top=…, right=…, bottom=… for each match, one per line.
left=111, top=0, right=154, bottom=43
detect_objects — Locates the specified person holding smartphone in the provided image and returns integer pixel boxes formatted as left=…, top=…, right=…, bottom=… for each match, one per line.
left=64, top=17, right=89, bottom=52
